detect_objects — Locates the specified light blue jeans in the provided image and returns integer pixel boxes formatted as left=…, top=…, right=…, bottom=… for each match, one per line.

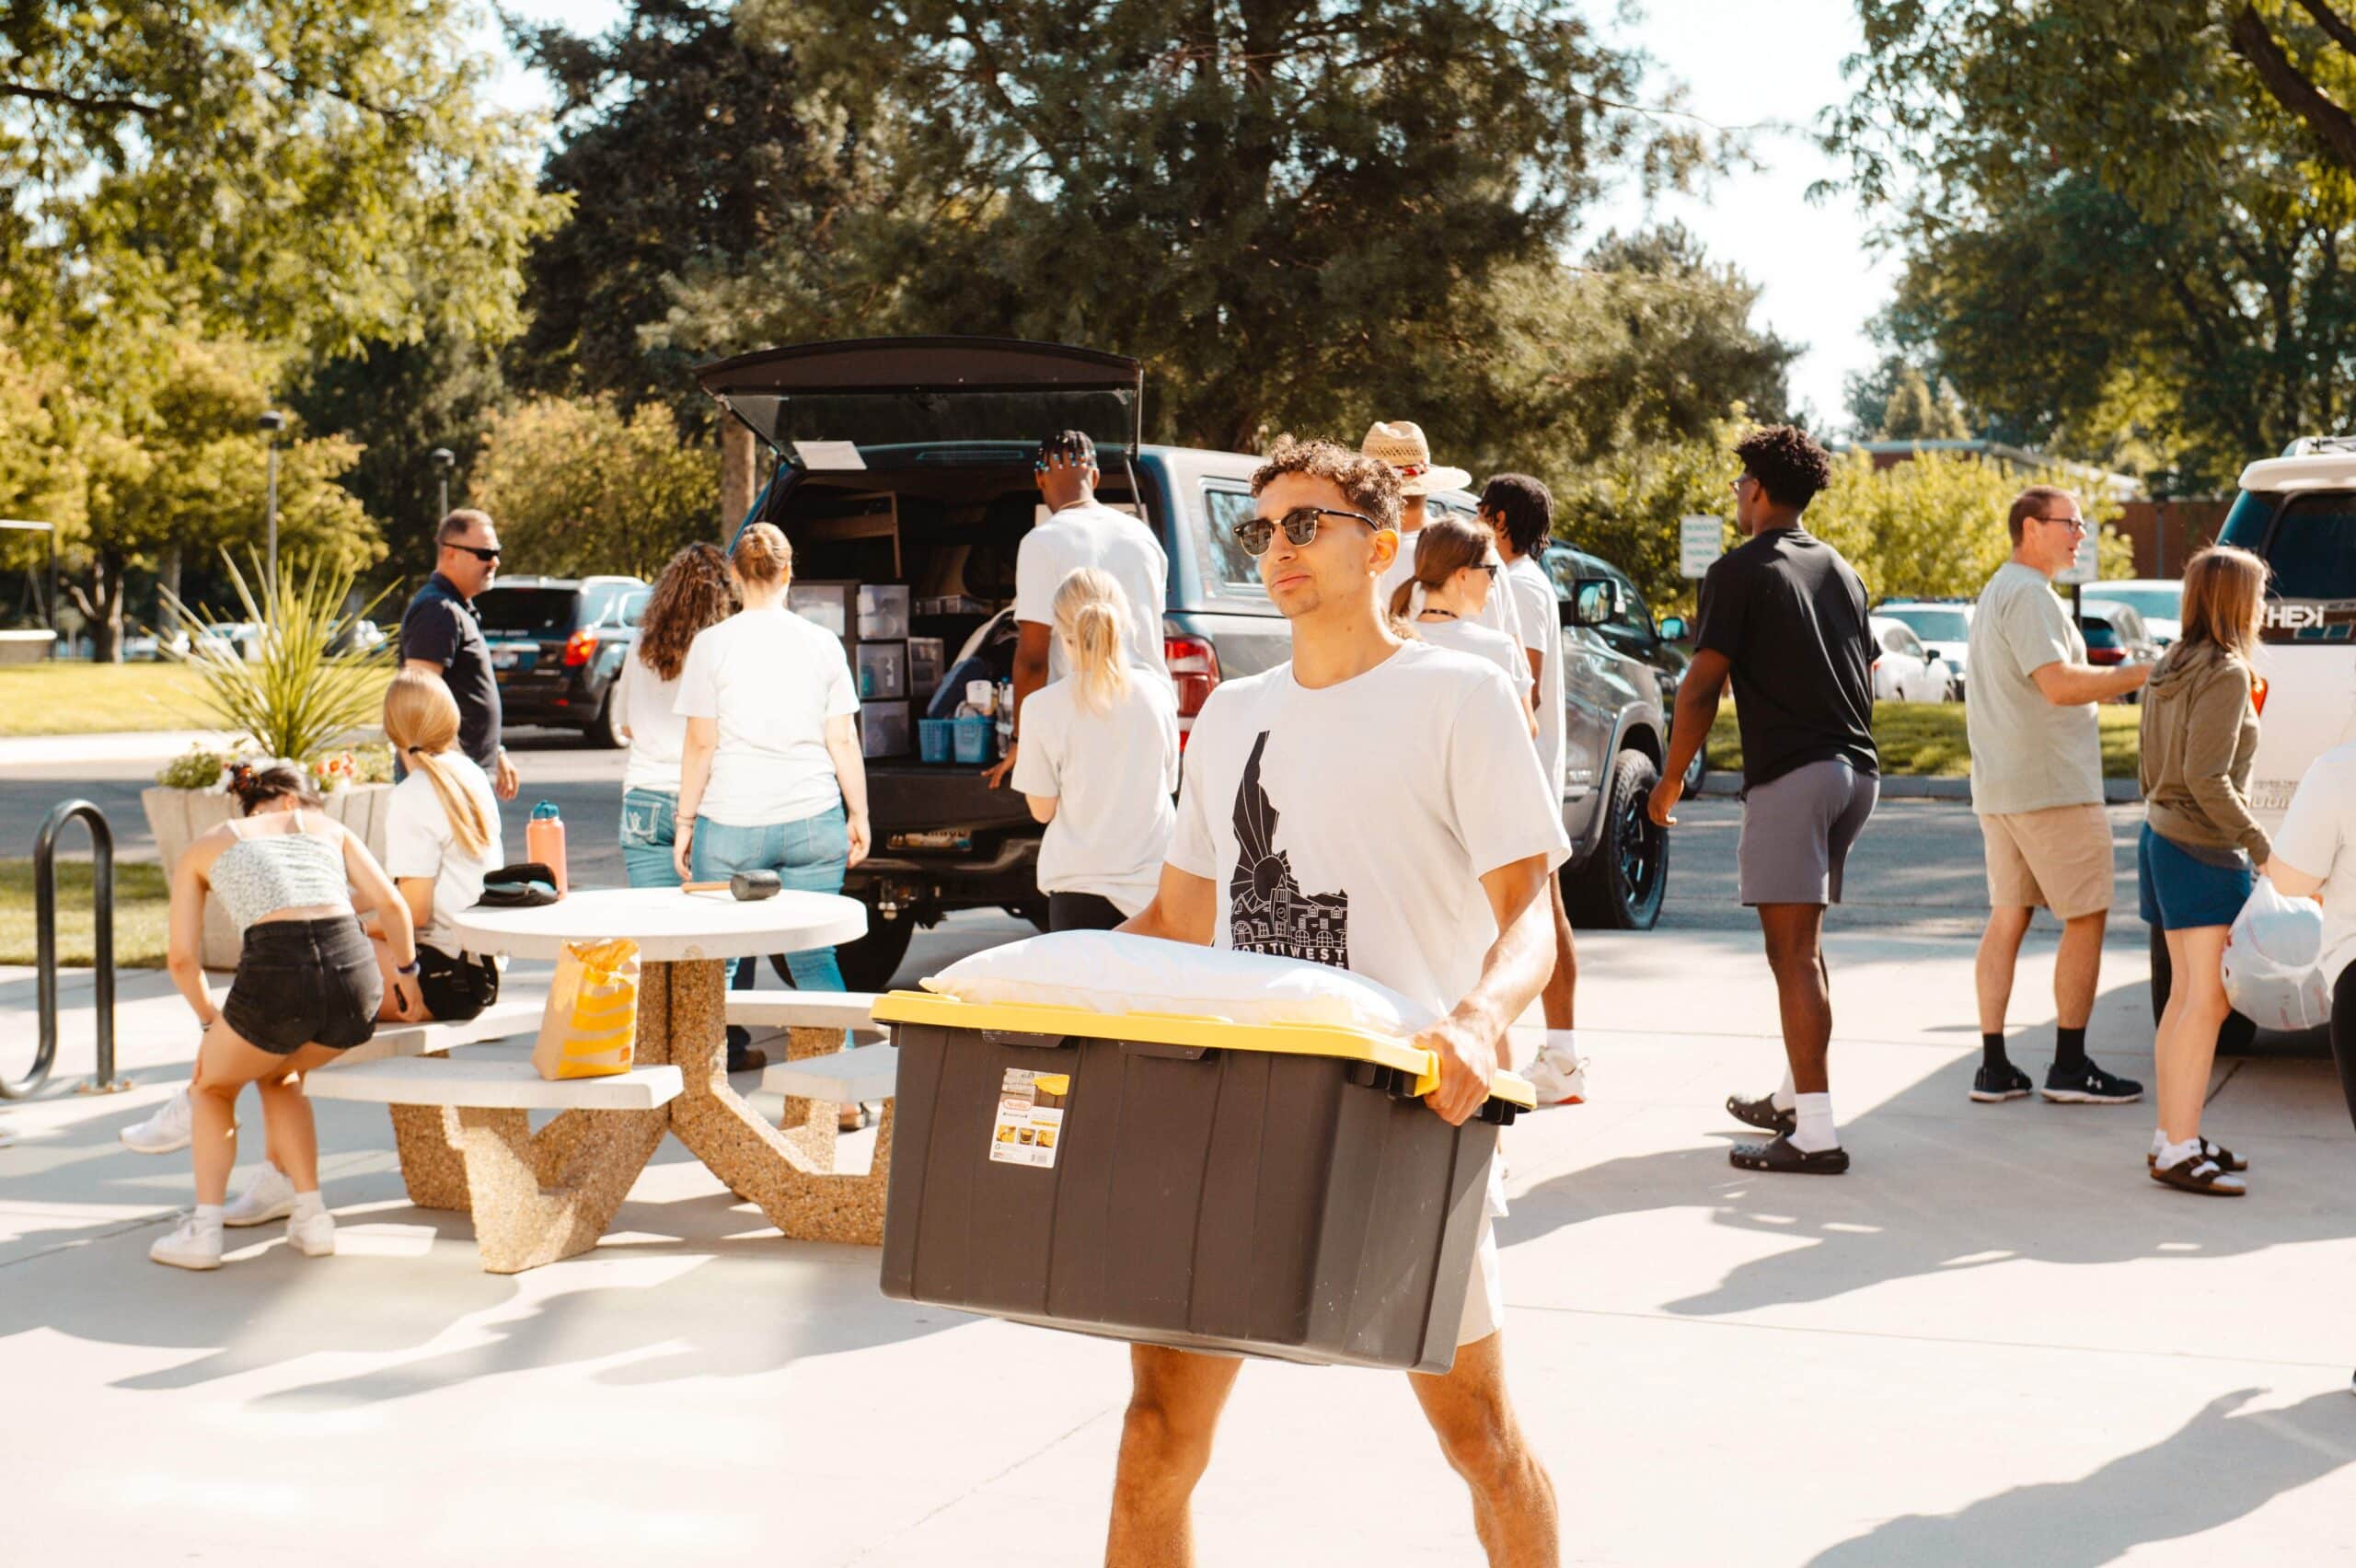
left=618, top=788, right=682, bottom=889
left=690, top=802, right=850, bottom=996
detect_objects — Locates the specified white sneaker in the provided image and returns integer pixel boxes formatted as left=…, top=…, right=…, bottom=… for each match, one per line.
left=287, top=1208, right=336, bottom=1258
left=120, top=1086, right=193, bottom=1154
left=225, top=1162, right=296, bottom=1227
left=1524, top=1041, right=1588, bottom=1107
left=150, top=1216, right=224, bottom=1271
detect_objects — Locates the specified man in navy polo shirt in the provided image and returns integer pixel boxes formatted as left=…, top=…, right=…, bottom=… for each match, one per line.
left=399, top=510, right=517, bottom=801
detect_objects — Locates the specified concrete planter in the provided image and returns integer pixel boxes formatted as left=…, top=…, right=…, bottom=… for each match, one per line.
left=142, top=783, right=393, bottom=970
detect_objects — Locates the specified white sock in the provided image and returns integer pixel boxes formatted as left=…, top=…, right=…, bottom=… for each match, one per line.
left=192, top=1204, right=225, bottom=1231
left=1770, top=1067, right=1796, bottom=1113
left=1790, top=1092, right=1837, bottom=1153
left=2155, top=1136, right=2203, bottom=1170
left=1543, top=1029, right=1578, bottom=1064
left=290, top=1190, right=326, bottom=1224
left=2151, top=1128, right=2169, bottom=1157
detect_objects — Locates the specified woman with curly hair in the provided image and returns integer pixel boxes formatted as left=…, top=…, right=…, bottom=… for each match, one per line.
left=614, top=543, right=740, bottom=889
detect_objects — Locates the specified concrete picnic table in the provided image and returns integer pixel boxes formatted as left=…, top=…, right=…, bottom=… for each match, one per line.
left=382, top=885, right=877, bottom=1270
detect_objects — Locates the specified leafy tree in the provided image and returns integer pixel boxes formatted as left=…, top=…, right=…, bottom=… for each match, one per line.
left=468, top=397, right=718, bottom=580
left=1836, top=0, right=2356, bottom=486
left=657, top=0, right=1712, bottom=455
left=1874, top=365, right=1970, bottom=442
left=509, top=0, right=849, bottom=421
left=2, top=0, right=562, bottom=361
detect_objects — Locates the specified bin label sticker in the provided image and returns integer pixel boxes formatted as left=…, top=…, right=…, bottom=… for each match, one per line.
left=989, top=1067, right=1067, bottom=1169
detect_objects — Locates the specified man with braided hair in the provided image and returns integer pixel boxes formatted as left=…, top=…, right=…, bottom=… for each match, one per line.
left=985, top=429, right=1170, bottom=789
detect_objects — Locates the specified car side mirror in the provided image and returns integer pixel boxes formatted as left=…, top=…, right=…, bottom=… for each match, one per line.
left=1562, top=579, right=1620, bottom=628
left=1657, top=615, right=1688, bottom=642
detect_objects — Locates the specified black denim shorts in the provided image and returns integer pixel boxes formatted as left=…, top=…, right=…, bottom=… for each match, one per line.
left=222, top=916, right=383, bottom=1055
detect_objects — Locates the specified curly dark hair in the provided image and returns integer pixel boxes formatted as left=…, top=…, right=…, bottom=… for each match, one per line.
left=1478, top=473, right=1553, bottom=557
left=1249, top=437, right=1403, bottom=531
left=636, top=542, right=741, bottom=682
left=225, top=762, right=321, bottom=815
left=1734, top=425, right=1833, bottom=511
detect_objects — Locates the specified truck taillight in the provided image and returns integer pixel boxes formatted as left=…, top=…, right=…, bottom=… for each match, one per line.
left=562, top=628, right=596, bottom=667
left=1166, top=634, right=1220, bottom=729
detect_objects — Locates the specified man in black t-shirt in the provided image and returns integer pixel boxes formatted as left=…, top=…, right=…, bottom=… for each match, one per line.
left=398, top=510, right=517, bottom=800
left=1650, top=426, right=1878, bottom=1175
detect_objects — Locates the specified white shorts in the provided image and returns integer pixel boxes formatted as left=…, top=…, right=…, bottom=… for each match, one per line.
left=1456, top=1219, right=1503, bottom=1346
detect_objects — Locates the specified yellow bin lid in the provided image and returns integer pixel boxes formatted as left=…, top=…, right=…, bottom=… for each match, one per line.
left=872, top=990, right=1536, bottom=1110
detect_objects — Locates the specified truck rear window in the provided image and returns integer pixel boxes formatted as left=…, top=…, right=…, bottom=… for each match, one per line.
left=475, top=588, right=580, bottom=639
left=2223, top=490, right=2356, bottom=600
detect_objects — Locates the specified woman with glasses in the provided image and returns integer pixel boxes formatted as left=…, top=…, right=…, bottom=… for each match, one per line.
left=1387, top=514, right=1536, bottom=731
left=2138, top=546, right=2273, bottom=1195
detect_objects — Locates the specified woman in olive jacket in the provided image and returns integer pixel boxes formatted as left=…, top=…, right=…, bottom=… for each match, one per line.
left=2136, top=546, right=2271, bottom=1196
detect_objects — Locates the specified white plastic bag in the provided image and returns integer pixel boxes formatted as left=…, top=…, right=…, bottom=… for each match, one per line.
left=2222, top=877, right=2331, bottom=1032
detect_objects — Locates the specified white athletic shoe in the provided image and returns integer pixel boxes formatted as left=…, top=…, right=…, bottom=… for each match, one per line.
left=150, top=1216, right=224, bottom=1271
left=1523, top=1039, right=1588, bottom=1107
left=287, top=1208, right=336, bottom=1258
left=120, top=1086, right=193, bottom=1155
left=225, top=1162, right=296, bottom=1228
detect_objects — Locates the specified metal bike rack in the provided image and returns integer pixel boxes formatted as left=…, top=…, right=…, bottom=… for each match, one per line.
left=2, top=800, right=126, bottom=1099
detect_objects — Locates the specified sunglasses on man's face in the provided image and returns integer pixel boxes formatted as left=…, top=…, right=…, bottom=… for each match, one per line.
left=1234, top=505, right=1380, bottom=558
left=446, top=543, right=502, bottom=563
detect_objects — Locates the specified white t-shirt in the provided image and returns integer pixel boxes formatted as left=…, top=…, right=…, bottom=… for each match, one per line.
left=1380, top=528, right=1524, bottom=650
left=613, top=651, right=688, bottom=795
left=1412, top=616, right=1530, bottom=698
left=1167, top=640, right=1570, bottom=1020
left=674, top=605, right=860, bottom=827
left=384, top=753, right=504, bottom=958
left=1505, top=556, right=1565, bottom=801
left=1013, top=501, right=1171, bottom=684
left=1012, top=674, right=1180, bottom=914
left=2273, top=738, right=2356, bottom=988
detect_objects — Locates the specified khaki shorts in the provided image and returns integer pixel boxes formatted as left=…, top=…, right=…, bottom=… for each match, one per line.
left=1457, top=1220, right=1503, bottom=1346
left=1980, top=803, right=2115, bottom=918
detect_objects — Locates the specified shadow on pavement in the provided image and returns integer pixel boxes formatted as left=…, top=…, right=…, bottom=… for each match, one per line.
left=1806, top=1389, right=2356, bottom=1566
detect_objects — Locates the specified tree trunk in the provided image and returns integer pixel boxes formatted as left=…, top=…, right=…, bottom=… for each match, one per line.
left=76, top=550, right=127, bottom=663
left=720, top=421, right=756, bottom=534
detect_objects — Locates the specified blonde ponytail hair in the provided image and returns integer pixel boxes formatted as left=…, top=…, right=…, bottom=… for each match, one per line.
left=383, top=672, right=492, bottom=859
left=1052, top=567, right=1133, bottom=714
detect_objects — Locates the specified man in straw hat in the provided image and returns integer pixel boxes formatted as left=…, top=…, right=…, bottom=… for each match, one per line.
left=1367, top=421, right=1524, bottom=650
left=1109, top=436, right=1564, bottom=1562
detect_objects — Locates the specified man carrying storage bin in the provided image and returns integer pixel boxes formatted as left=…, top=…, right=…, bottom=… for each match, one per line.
left=1108, top=438, right=1566, bottom=1564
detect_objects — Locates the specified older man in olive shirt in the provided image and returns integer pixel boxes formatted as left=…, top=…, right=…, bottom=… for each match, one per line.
left=398, top=510, right=518, bottom=801
left=1966, top=486, right=2148, bottom=1106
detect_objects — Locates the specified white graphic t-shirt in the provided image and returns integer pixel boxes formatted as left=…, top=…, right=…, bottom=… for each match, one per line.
left=1013, top=501, right=1172, bottom=684
left=1166, top=640, right=1570, bottom=1020
left=1505, top=556, right=1565, bottom=801
left=674, top=605, right=860, bottom=827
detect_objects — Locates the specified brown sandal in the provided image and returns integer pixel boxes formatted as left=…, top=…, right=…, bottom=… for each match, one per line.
left=2150, top=1153, right=2246, bottom=1196
left=2149, top=1136, right=2246, bottom=1173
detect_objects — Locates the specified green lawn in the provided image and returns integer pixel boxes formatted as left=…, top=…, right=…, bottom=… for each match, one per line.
left=1706, top=701, right=2142, bottom=779
left=0, top=859, right=168, bottom=966
left=0, top=662, right=394, bottom=735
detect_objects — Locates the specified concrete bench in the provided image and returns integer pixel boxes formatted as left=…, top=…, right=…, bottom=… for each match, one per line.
left=309, top=1050, right=683, bottom=1274
left=760, top=1043, right=899, bottom=1104
left=725, top=991, right=887, bottom=1044
left=319, top=997, right=547, bottom=1069
left=733, top=997, right=895, bottom=1244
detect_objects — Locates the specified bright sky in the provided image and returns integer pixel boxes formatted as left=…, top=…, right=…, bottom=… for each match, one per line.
left=491, top=0, right=1894, bottom=428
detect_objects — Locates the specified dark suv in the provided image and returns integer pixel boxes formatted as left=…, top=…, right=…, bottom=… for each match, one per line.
left=476, top=575, right=651, bottom=747
left=696, top=337, right=1680, bottom=986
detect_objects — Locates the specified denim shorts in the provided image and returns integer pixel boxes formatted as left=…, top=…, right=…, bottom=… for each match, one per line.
left=2137, top=824, right=2254, bottom=931
left=223, top=916, right=382, bottom=1055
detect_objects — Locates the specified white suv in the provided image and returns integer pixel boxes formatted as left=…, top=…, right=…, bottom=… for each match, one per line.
left=2218, top=439, right=2356, bottom=831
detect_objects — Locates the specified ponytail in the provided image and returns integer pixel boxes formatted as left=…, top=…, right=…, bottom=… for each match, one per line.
left=1390, top=514, right=1493, bottom=631
left=406, top=749, right=492, bottom=859
left=1052, top=567, right=1134, bottom=715
left=384, top=671, right=491, bottom=858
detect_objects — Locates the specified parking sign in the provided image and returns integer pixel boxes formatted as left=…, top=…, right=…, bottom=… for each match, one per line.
left=1680, top=515, right=1725, bottom=579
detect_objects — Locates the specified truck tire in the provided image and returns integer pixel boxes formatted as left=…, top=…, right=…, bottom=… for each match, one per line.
left=1566, top=751, right=1669, bottom=930
left=2147, top=922, right=2258, bottom=1055
left=836, top=904, right=917, bottom=994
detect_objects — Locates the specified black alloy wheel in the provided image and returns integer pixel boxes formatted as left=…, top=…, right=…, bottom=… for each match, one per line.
left=1567, top=750, right=1669, bottom=930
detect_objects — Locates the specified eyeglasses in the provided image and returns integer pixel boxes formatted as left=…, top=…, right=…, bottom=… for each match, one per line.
left=445, top=543, right=502, bottom=563
left=2035, top=515, right=2089, bottom=535
left=1233, top=506, right=1380, bottom=558
left=1474, top=561, right=1504, bottom=579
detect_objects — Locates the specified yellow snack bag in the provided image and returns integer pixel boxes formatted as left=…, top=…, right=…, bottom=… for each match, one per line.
left=530, top=938, right=640, bottom=1080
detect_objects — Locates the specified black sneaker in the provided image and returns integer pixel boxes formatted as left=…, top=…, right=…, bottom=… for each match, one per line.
left=2042, top=1061, right=2143, bottom=1104
left=1729, top=1135, right=1850, bottom=1175
left=1727, top=1092, right=1796, bottom=1136
left=1970, top=1062, right=2034, bottom=1103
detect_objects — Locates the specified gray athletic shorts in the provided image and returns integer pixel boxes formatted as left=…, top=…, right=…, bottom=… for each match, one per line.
left=1738, top=758, right=1879, bottom=906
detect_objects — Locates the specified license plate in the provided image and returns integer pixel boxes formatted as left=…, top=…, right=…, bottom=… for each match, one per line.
left=491, top=644, right=535, bottom=672
left=888, top=829, right=973, bottom=852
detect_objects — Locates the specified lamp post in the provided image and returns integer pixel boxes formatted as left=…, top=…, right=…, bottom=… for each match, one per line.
left=432, top=447, right=456, bottom=523
left=257, top=410, right=285, bottom=593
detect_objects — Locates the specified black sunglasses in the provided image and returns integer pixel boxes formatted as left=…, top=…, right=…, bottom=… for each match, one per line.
left=445, top=543, right=502, bottom=563
left=1233, top=505, right=1380, bottom=558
